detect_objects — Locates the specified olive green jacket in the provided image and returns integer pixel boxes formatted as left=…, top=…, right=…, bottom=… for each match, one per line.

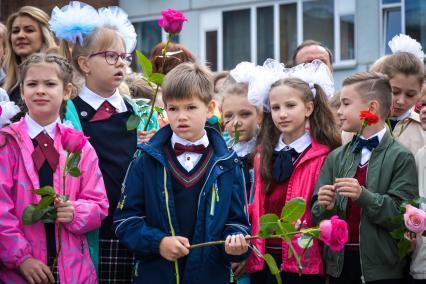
left=311, top=130, right=418, bottom=281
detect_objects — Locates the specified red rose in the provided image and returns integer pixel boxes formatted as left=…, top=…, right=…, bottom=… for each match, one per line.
left=61, top=127, right=88, bottom=153
left=359, top=111, right=379, bottom=126
left=158, top=9, right=187, bottom=34
left=319, top=216, right=348, bottom=252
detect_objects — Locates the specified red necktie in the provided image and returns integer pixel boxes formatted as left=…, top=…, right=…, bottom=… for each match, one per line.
left=174, top=143, right=207, bottom=156
left=90, top=101, right=118, bottom=122
left=32, top=132, right=59, bottom=171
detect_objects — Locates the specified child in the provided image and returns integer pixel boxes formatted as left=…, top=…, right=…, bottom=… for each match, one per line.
left=49, top=2, right=158, bottom=282
left=329, top=92, right=342, bottom=132
left=370, top=34, right=426, bottom=155
left=113, top=62, right=250, bottom=284
left=311, top=72, right=418, bottom=283
left=411, top=87, right=426, bottom=283
left=0, top=53, right=108, bottom=283
left=245, top=60, right=341, bottom=284
left=220, top=78, right=262, bottom=283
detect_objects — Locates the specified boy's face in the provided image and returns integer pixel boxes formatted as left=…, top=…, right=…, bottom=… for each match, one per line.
left=166, top=97, right=214, bottom=142
left=338, top=84, right=372, bottom=133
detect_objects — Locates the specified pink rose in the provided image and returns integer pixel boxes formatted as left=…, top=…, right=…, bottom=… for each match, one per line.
left=320, top=216, right=348, bottom=252
left=158, top=9, right=187, bottom=34
left=61, top=127, right=88, bottom=153
left=404, top=204, right=426, bottom=234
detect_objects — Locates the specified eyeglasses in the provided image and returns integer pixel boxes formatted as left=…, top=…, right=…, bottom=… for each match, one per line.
left=89, top=51, right=133, bottom=65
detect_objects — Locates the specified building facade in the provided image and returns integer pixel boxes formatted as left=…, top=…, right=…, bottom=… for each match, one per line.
left=121, top=0, right=426, bottom=88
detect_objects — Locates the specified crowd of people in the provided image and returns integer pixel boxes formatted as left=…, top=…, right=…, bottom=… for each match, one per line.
left=0, top=2, right=425, bottom=284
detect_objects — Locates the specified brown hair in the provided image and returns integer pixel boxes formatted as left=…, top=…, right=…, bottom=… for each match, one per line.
left=329, top=92, right=341, bottom=109
left=292, top=40, right=333, bottom=67
left=125, top=73, right=154, bottom=100
left=258, top=78, right=341, bottom=193
left=370, top=52, right=424, bottom=87
left=162, top=62, right=213, bottom=105
left=0, top=22, right=7, bottom=51
left=342, top=72, right=392, bottom=119
left=11, top=53, right=74, bottom=122
left=4, top=6, right=57, bottom=93
left=150, top=42, right=196, bottom=75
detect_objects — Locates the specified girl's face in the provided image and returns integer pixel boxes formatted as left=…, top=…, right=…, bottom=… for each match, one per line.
left=11, top=16, right=43, bottom=58
left=22, top=63, right=72, bottom=126
left=222, top=94, right=261, bottom=142
left=269, top=85, right=313, bottom=144
left=390, top=73, right=421, bottom=117
left=419, top=94, right=426, bottom=131
left=82, top=39, right=127, bottom=97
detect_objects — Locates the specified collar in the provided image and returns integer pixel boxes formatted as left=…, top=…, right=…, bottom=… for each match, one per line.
left=275, top=132, right=312, bottom=153
left=79, top=85, right=127, bottom=113
left=361, top=126, right=387, bottom=143
left=171, top=131, right=210, bottom=148
left=25, top=113, right=60, bottom=139
left=392, top=110, right=411, bottom=121
left=233, top=138, right=256, bottom=157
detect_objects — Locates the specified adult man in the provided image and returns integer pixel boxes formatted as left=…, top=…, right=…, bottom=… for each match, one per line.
left=292, top=40, right=333, bottom=72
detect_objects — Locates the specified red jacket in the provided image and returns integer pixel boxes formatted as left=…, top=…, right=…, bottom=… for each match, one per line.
left=246, top=139, right=330, bottom=275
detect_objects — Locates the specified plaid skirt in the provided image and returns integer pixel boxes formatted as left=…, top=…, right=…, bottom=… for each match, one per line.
left=99, top=239, right=135, bottom=283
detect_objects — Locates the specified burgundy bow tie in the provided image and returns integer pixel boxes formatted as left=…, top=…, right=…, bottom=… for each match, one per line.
left=90, top=101, right=118, bottom=122
left=174, top=143, right=207, bottom=156
left=32, top=132, right=59, bottom=171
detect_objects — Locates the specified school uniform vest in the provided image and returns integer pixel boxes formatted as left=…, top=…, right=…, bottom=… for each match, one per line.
left=72, top=96, right=137, bottom=239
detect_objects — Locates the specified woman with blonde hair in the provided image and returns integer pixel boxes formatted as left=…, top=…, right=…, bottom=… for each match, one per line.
left=3, top=6, right=56, bottom=103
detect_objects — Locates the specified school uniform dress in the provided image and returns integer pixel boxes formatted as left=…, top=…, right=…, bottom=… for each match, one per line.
left=72, top=86, right=137, bottom=283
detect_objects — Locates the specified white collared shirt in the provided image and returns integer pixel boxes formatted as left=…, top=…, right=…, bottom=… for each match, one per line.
left=79, top=86, right=128, bottom=113
left=233, top=138, right=256, bottom=158
left=25, top=114, right=60, bottom=140
left=275, top=132, right=312, bottom=158
left=171, top=131, right=210, bottom=172
left=359, top=127, right=387, bottom=165
left=392, top=110, right=411, bottom=122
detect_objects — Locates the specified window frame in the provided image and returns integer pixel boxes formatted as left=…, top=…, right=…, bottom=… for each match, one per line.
left=380, top=0, right=405, bottom=55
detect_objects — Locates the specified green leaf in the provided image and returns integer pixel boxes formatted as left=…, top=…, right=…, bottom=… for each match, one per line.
left=37, top=195, right=55, bottom=209
left=263, top=253, right=282, bottom=284
left=281, top=198, right=306, bottom=222
left=259, top=214, right=279, bottom=237
left=149, top=73, right=165, bottom=86
left=31, top=186, right=55, bottom=197
left=136, top=50, right=152, bottom=77
left=391, top=215, right=403, bottom=225
left=68, top=167, right=81, bottom=177
left=276, top=220, right=296, bottom=240
left=127, top=114, right=141, bottom=131
left=154, top=106, right=164, bottom=114
left=234, top=122, right=241, bottom=145
left=67, top=152, right=81, bottom=171
left=398, top=238, right=411, bottom=259
left=390, top=227, right=405, bottom=239
left=135, top=98, right=151, bottom=106
left=22, top=204, right=38, bottom=225
left=414, top=197, right=426, bottom=205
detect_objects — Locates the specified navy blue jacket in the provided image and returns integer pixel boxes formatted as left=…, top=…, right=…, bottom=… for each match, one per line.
left=113, top=125, right=251, bottom=284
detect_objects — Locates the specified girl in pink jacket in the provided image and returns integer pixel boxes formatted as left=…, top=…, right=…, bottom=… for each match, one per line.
left=0, top=53, right=108, bottom=284
left=245, top=60, right=341, bottom=284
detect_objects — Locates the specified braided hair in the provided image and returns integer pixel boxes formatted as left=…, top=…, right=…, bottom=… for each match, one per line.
left=11, top=53, right=74, bottom=122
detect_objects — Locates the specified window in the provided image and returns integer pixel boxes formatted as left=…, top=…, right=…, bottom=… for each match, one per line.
left=381, top=0, right=426, bottom=57
left=340, top=15, right=355, bottom=60
left=134, top=20, right=162, bottom=58
left=279, top=4, right=297, bottom=64
left=223, top=9, right=251, bottom=70
left=206, top=31, right=218, bottom=71
left=257, top=6, right=274, bottom=65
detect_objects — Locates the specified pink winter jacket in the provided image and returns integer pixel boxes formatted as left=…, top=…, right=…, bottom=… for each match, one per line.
left=246, top=139, right=330, bottom=275
left=0, top=119, right=108, bottom=284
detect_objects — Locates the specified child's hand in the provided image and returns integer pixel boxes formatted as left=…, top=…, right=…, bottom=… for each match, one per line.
left=138, top=129, right=156, bottom=144
left=231, top=260, right=247, bottom=280
left=55, top=200, right=74, bottom=224
left=317, top=185, right=336, bottom=210
left=19, top=257, right=55, bottom=284
left=159, top=236, right=190, bottom=261
left=225, top=234, right=249, bottom=256
left=335, top=178, right=362, bottom=201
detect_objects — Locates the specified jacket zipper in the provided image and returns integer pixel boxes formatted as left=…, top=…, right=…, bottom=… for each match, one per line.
left=163, top=167, right=180, bottom=284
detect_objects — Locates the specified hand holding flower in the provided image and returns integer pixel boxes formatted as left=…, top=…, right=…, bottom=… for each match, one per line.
left=55, top=199, right=74, bottom=224
left=225, top=234, right=249, bottom=256
left=317, top=185, right=336, bottom=210
left=159, top=236, right=190, bottom=261
left=335, top=178, right=362, bottom=200
left=19, top=257, right=55, bottom=284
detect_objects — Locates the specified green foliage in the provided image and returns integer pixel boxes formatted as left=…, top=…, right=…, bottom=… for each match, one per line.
left=259, top=214, right=279, bottom=237
left=233, top=122, right=241, bottom=145
left=136, top=50, right=152, bottom=77
left=149, top=73, right=165, bottom=86
left=127, top=114, right=142, bottom=131
left=398, top=238, right=412, bottom=259
left=263, top=253, right=282, bottom=284
left=281, top=197, right=306, bottom=222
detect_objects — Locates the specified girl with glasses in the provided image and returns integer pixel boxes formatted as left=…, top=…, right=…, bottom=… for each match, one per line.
left=49, top=2, right=158, bottom=283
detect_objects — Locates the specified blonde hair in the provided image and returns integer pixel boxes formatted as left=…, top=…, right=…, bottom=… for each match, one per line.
left=3, top=6, right=56, bottom=93
left=59, top=27, right=126, bottom=75
left=162, top=62, right=213, bottom=105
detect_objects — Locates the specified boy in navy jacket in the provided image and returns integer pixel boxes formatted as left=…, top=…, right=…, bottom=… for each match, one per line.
left=114, top=62, right=250, bottom=284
